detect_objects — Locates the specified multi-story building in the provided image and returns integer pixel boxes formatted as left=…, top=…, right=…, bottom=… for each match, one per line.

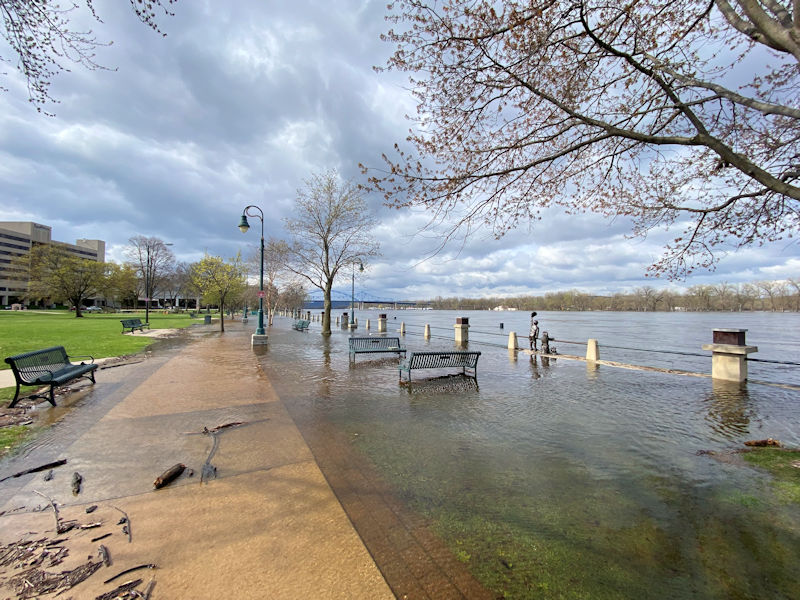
left=0, top=221, right=105, bottom=306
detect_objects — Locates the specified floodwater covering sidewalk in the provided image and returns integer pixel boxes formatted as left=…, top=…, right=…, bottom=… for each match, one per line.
left=0, top=322, right=393, bottom=599
left=260, top=314, right=800, bottom=600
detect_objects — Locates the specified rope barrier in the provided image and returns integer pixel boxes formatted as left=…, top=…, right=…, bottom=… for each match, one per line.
left=748, top=357, right=800, bottom=366
left=585, top=344, right=710, bottom=358
left=370, top=320, right=800, bottom=374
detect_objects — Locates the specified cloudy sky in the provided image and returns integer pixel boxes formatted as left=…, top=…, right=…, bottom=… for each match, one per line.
left=1, top=1, right=797, bottom=301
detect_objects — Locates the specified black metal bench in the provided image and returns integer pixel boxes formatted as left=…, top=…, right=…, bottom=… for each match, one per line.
left=120, top=318, right=150, bottom=333
left=4, top=346, right=98, bottom=408
left=349, top=336, right=407, bottom=362
left=292, top=320, right=310, bottom=331
left=399, top=351, right=481, bottom=382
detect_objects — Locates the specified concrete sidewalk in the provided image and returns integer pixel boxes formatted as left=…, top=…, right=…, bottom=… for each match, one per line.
left=0, top=324, right=394, bottom=599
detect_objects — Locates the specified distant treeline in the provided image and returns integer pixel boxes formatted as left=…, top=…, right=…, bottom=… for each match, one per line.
left=423, top=280, right=800, bottom=312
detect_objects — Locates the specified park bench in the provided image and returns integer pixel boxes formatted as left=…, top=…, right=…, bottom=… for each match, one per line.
left=349, top=336, right=407, bottom=362
left=4, top=346, right=98, bottom=408
left=120, top=318, right=150, bottom=334
left=292, top=319, right=310, bottom=331
left=399, top=351, right=481, bottom=382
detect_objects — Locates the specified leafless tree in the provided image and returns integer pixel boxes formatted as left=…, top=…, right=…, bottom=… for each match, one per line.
left=756, top=279, right=781, bottom=311
left=788, top=278, right=800, bottom=311
left=285, top=169, right=381, bottom=334
left=279, top=282, right=309, bottom=314
left=245, top=238, right=292, bottom=326
left=126, top=235, right=175, bottom=323
left=713, top=282, right=735, bottom=311
left=635, top=286, right=664, bottom=311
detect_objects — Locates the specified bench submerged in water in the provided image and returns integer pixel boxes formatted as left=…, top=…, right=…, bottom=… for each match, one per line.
left=399, top=351, right=481, bottom=382
left=348, top=336, right=406, bottom=362
left=4, top=346, right=98, bottom=407
left=292, top=320, right=310, bottom=331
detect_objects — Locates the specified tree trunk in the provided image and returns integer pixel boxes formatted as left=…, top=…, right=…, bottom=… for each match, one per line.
left=219, top=300, right=225, bottom=332
left=322, top=284, right=333, bottom=335
left=72, top=296, right=84, bottom=318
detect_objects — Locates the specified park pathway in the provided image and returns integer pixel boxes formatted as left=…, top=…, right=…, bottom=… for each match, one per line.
left=0, top=323, right=393, bottom=599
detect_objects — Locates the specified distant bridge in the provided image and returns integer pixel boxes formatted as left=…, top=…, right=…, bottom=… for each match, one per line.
left=303, top=289, right=424, bottom=310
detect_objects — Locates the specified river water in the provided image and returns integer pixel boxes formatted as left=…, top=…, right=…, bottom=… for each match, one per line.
left=258, top=310, right=800, bottom=599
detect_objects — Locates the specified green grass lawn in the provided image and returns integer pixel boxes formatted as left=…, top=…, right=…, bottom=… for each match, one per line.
left=0, top=310, right=199, bottom=368
left=0, top=425, right=30, bottom=458
left=0, top=310, right=205, bottom=457
left=742, top=448, right=800, bottom=504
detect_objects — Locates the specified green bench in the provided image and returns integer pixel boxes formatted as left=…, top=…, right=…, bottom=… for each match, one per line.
left=349, top=336, right=406, bottom=362
left=120, top=318, right=150, bottom=334
left=399, top=351, right=481, bottom=382
left=4, top=346, right=98, bottom=407
left=292, top=320, right=310, bottom=331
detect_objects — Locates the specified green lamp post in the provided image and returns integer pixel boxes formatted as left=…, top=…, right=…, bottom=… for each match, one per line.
left=238, top=206, right=265, bottom=337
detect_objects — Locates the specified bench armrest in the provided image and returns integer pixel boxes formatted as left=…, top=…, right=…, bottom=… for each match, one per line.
left=67, top=354, right=95, bottom=364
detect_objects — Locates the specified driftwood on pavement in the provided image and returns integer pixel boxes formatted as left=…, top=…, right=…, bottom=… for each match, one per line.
left=111, top=506, right=132, bottom=543
left=71, top=471, right=83, bottom=495
left=98, top=544, right=112, bottom=567
left=32, top=490, right=77, bottom=534
left=95, top=577, right=143, bottom=600
left=153, top=463, right=186, bottom=489
left=103, top=564, right=156, bottom=584
left=0, top=459, right=67, bottom=483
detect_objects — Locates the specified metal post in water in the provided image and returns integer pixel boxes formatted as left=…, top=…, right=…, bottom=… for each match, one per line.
left=424, top=324, right=430, bottom=339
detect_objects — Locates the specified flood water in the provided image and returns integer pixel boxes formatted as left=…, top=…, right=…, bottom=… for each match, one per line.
left=259, top=310, right=800, bottom=599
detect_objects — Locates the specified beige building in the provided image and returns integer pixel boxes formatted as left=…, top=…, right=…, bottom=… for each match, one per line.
left=0, top=221, right=105, bottom=306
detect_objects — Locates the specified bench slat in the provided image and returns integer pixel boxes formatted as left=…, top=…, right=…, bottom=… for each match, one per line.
left=348, top=337, right=406, bottom=362
left=399, top=351, right=481, bottom=382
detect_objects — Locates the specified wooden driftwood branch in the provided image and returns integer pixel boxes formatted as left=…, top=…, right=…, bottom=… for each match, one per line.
left=111, top=506, right=132, bottom=543
left=205, top=421, right=244, bottom=433
left=71, top=472, right=83, bottom=495
left=153, top=463, right=186, bottom=489
left=32, top=490, right=66, bottom=534
left=95, top=578, right=143, bottom=600
left=744, top=438, right=782, bottom=447
left=0, top=459, right=67, bottom=483
left=103, top=564, right=156, bottom=584
left=98, top=544, right=112, bottom=567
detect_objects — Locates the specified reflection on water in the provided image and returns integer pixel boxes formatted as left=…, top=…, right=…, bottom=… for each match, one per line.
left=704, top=380, right=756, bottom=439
left=402, top=374, right=480, bottom=395
left=528, top=353, right=554, bottom=379
left=259, top=319, right=800, bottom=600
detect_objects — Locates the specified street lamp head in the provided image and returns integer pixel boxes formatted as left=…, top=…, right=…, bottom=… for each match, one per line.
left=359, top=260, right=364, bottom=273
left=238, top=213, right=250, bottom=233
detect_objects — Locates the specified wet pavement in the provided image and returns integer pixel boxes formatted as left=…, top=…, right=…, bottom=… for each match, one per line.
left=0, top=322, right=393, bottom=599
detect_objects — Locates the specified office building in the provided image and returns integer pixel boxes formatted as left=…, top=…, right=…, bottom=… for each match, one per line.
left=0, top=221, right=105, bottom=306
